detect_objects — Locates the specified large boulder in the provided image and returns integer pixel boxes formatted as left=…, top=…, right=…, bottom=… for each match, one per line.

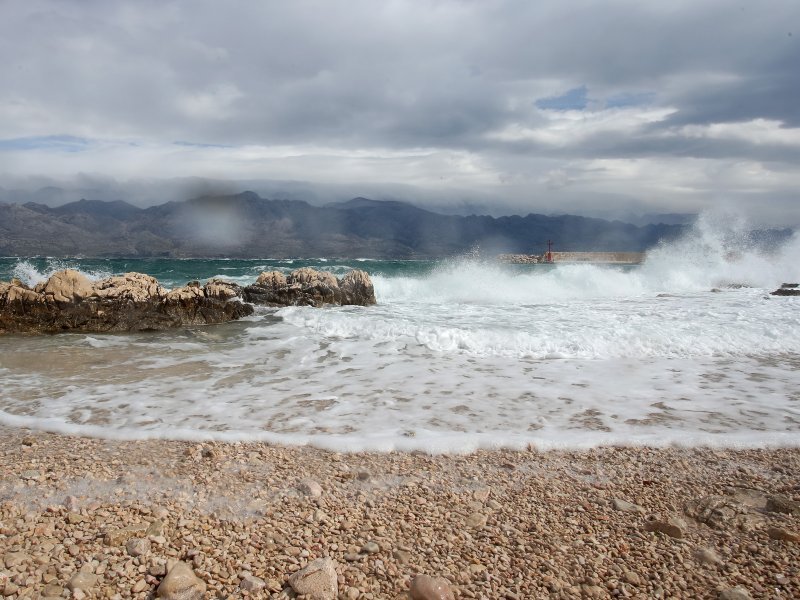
left=0, top=270, right=253, bottom=334
left=243, top=268, right=376, bottom=307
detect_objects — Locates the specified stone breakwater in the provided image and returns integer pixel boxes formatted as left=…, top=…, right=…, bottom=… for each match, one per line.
left=0, top=431, right=798, bottom=599
left=0, top=267, right=376, bottom=334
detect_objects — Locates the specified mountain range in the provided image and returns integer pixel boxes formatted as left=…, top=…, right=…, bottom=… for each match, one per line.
left=0, top=191, right=695, bottom=258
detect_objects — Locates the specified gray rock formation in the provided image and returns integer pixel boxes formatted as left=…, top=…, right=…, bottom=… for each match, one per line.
left=242, top=268, right=376, bottom=307
left=771, top=283, right=800, bottom=296
left=0, top=269, right=253, bottom=334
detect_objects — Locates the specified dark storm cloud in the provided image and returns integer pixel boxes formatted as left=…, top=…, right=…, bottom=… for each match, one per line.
left=0, top=0, right=798, bottom=222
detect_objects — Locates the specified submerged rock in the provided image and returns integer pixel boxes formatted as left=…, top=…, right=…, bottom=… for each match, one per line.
left=0, top=270, right=253, bottom=334
left=770, top=283, right=800, bottom=296
left=243, top=267, right=376, bottom=307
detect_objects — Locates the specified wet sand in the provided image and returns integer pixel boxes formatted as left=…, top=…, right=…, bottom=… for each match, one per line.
left=1, top=428, right=799, bottom=599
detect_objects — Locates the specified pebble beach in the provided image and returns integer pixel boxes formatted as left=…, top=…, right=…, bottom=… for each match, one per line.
left=1, top=428, right=799, bottom=599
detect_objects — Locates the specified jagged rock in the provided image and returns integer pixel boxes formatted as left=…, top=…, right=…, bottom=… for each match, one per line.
left=694, top=547, right=723, bottom=566
left=612, top=498, right=644, bottom=514
left=765, top=494, right=800, bottom=515
left=719, top=586, right=752, bottom=600
left=104, top=523, right=150, bottom=546
left=157, top=562, right=206, bottom=600
left=92, top=272, right=166, bottom=301
left=41, top=269, right=94, bottom=303
left=243, top=268, right=376, bottom=307
left=287, top=558, right=338, bottom=599
left=340, top=269, right=376, bottom=304
left=685, top=496, right=760, bottom=531
left=239, top=574, right=266, bottom=592
left=643, top=517, right=686, bottom=539
left=767, top=527, right=800, bottom=542
left=0, top=270, right=253, bottom=334
left=409, top=575, right=455, bottom=600
left=205, top=279, right=241, bottom=301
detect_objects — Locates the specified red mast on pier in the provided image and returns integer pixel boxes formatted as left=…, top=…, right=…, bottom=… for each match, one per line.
left=545, top=239, right=554, bottom=263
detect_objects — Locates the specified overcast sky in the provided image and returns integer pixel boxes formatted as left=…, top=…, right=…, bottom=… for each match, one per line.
left=1, top=0, right=798, bottom=223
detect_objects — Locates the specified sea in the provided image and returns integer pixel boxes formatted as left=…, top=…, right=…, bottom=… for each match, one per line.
left=1, top=215, right=799, bottom=453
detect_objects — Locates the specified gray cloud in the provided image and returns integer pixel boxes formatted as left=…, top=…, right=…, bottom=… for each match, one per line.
left=0, top=0, right=798, bottom=224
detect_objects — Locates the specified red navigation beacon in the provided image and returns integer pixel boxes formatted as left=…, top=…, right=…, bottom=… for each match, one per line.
left=545, top=239, right=554, bottom=263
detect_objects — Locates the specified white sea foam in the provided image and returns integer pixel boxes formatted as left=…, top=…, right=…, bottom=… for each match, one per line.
left=0, top=215, right=798, bottom=452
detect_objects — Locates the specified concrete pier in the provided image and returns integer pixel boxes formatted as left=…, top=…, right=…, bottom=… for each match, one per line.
left=497, top=251, right=645, bottom=264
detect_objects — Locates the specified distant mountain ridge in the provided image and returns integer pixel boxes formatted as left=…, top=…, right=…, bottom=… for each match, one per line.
left=0, top=191, right=696, bottom=258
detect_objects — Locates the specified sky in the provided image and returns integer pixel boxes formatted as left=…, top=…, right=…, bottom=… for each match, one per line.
left=0, top=0, right=798, bottom=223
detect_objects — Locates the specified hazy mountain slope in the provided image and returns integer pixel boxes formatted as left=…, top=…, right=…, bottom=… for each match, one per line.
left=0, top=193, right=688, bottom=258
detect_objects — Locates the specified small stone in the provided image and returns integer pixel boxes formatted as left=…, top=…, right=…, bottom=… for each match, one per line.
left=4, top=582, right=19, bottom=597
left=20, top=469, right=41, bottom=481
left=767, top=527, right=800, bottom=542
left=239, top=574, right=266, bottom=592
left=126, top=537, right=151, bottom=557
left=622, top=571, right=641, bottom=586
left=765, top=495, right=800, bottom=515
left=66, top=512, right=83, bottom=525
left=132, top=579, right=148, bottom=593
left=345, top=587, right=360, bottom=599
left=313, top=509, right=328, bottom=522
left=718, top=586, right=752, bottom=600
left=68, top=572, right=98, bottom=592
left=72, top=589, right=86, bottom=600
left=104, top=523, right=149, bottom=546
left=612, top=498, right=644, bottom=514
left=361, top=541, right=380, bottom=554
left=43, top=584, right=64, bottom=597
left=393, top=549, right=411, bottom=564
left=344, top=552, right=361, bottom=562
left=694, top=547, right=723, bottom=566
left=156, top=561, right=206, bottom=600
left=287, top=558, right=338, bottom=600
left=4, top=552, right=29, bottom=569
left=409, top=575, right=455, bottom=600
left=298, top=479, right=323, bottom=498
left=643, top=518, right=685, bottom=539
left=357, top=470, right=371, bottom=481
left=473, top=487, right=491, bottom=502
left=63, top=496, right=80, bottom=511
left=146, top=520, right=165, bottom=537
left=465, top=512, right=488, bottom=529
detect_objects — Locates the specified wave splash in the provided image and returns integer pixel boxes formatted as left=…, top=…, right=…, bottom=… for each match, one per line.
left=374, top=212, right=799, bottom=306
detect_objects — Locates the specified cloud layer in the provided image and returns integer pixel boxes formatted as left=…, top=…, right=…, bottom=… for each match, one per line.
left=1, top=0, right=798, bottom=222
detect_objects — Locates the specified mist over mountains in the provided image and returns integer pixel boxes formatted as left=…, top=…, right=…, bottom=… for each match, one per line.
left=0, top=191, right=705, bottom=258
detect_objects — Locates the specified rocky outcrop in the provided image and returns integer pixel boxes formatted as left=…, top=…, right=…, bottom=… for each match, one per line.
left=0, top=270, right=253, bottom=334
left=242, top=267, right=376, bottom=307
left=771, top=283, right=800, bottom=296
left=0, top=267, right=377, bottom=334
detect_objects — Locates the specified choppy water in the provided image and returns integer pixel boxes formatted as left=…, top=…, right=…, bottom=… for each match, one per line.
left=1, top=215, right=799, bottom=452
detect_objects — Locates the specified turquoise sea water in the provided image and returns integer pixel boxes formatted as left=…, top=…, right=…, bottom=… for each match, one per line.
left=0, top=257, right=438, bottom=289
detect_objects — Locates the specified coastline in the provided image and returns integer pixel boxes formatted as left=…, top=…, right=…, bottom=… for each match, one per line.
left=2, top=428, right=798, bottom=599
